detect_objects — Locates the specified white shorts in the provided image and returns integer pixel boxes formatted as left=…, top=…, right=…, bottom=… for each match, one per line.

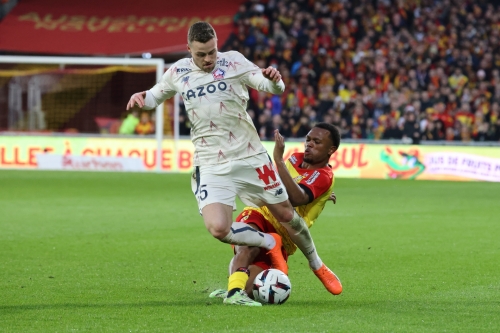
left=190, top=153, right=288, bottom=212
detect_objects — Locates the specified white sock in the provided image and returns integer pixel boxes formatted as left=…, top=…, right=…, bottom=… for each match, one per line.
left=280, top=211, right=323, bottom=270
left=221, top=222, right=276, bottom=250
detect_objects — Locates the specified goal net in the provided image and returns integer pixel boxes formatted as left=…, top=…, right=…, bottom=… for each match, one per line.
left=0, top=56, right=168, bottom=134
left=0, top=56, right=182, bottom=172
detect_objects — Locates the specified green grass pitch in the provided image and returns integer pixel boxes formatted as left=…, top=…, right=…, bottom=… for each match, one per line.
left=1, top=170, right=499, bottom=332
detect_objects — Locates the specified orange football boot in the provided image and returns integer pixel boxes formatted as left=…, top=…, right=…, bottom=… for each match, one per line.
left=266, top=233, right=288, bottom=275
left=312, top=264, right=342, bottom=295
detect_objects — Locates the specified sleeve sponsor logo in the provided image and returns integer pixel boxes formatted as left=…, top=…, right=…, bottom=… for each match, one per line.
left=305, top=170, right=320, bottom=185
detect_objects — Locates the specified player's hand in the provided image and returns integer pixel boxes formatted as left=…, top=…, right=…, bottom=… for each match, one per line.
left=126, top=91, right=147, bottom=110
left=262, top=66, right=282, bottom=83
left=327, top=191, right=337, bottom=204
left=273, top=129, right=285, bottom=163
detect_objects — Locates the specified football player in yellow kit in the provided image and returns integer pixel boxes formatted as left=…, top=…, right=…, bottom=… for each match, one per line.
left=210, top=123, right=342, bottom=301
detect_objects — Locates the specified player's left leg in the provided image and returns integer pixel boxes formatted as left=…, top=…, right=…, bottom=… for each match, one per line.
left=225, top=222, right=262, bottom=302
left=267, top=200, right=342, bottom=295
left=209, top=246, right=258, bottom=301
left=245, top=264, right=264, bottom=297
left=223, top=246, right=262, bottom=306
left=266, top=200, right=322, bottom=268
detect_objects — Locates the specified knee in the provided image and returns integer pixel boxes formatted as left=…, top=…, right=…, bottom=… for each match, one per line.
left=274, top=208, right=294, bottom=223
left=206, top=223, right=231, bottom=241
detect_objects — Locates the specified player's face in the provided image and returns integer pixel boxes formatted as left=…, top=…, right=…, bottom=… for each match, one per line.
left=187, top=38, right=218, bottom=73
left=303, top=127, right=336, bottom=164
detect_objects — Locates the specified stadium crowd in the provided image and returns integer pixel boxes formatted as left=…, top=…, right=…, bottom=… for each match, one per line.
left=179, top=0, right=500, bottom=143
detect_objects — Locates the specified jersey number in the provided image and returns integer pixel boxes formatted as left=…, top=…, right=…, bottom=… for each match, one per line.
left=195, top=184, right=208, bottom=201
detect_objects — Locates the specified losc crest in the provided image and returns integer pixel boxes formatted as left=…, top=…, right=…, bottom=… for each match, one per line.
left=212, top=68, right=226, bottom=80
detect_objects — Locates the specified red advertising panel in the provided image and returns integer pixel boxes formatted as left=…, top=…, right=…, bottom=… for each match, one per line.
left=0, top=0, right=240, bottom=55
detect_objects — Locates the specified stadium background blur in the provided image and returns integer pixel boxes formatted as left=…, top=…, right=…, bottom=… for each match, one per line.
left=2, top=2, right=500, bottom=331
left=1, top=0, right=500, bottom=143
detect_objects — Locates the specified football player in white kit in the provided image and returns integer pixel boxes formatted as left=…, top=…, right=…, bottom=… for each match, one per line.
left=127, top=22, right=341, bottom=306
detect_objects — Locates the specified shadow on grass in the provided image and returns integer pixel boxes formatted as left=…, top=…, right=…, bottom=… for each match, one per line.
left=0, top=299, right=373, bottom=312
left=0, top=300, right=199, bottom=312
left=1, top=299, right=498, bottom=314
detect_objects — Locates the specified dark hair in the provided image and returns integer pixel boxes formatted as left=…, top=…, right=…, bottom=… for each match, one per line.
left=314, top=122, right=340, bottom=148
left=188, top=22, right=216, bottom=44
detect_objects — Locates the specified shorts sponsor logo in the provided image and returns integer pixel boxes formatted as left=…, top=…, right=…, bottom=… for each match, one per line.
left=305, top=170, right=320, bottom=185
left=256, top=163, right=277, bottom=185
left=264, top=181, right=282, bottom=191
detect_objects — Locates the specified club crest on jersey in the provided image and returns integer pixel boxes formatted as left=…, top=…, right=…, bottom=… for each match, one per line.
left=212, top=68, right=226, bottom=80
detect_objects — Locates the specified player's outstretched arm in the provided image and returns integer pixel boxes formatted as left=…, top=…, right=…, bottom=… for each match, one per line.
left=244, top=65, right=285, bottom=94
left=126, top=91, right=147, bottom=110
left=126, top=68, right=177, bottom=111
left=273, top=130, right=310, bottom=206
left=126, top=88, right=172, bottom=111
left=261, top=66, right=282, bottom=83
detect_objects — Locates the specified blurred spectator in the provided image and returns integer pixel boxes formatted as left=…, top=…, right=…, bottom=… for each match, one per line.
left=178, top=0, right=500, bottom=143
left=382, top=117, right=403, bottom=140
left=135, top=112, right=154, bottom=135
left=422, top=121, right=438, bottom=141
left=402, top=112, right=421, bottom=144
left=178, top=112, right=191, bottom=136
left=119, top=110, right=139, bottom=135
left=295, top=115, right=312, bottom=138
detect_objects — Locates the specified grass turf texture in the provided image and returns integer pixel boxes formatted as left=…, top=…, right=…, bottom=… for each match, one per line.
left=1, top=170, right=499, bottom=332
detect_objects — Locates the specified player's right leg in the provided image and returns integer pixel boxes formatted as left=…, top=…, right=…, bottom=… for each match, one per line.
left=192, top=165, right=281, bottom=251
left=201, top=202, right=280, bottom=250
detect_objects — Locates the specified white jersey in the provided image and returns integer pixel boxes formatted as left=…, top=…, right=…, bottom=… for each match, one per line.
left=147, top=51, right=285, bottom=166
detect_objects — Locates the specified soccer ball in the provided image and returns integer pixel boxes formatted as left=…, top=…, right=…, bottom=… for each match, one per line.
left=252, top=269, right=292, bottom=305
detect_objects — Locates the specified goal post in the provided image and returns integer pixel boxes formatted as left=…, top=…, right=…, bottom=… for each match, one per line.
left=0, top=55, right=180, bottom=172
